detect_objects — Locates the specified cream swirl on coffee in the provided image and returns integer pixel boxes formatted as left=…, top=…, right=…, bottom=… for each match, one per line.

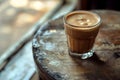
left=66, top=12, right=99, bottom=27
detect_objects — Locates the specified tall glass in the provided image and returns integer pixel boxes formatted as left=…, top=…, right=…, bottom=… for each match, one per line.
left=64, top=11, right=101, bottom=59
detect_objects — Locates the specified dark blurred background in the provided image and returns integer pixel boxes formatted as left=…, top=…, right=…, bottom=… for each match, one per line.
left=78, top=0, right=120, bottom=11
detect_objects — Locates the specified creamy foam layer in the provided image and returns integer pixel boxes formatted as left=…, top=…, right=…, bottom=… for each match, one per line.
left=66, top=11, right=99, bottom=27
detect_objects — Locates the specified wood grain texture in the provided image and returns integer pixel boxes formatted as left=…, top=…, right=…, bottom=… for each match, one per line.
left=33, top=10, right=120, bottom=80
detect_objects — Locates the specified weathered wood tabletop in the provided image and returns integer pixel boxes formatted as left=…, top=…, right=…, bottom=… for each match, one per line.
left=33, top=10, right=120, bottom=80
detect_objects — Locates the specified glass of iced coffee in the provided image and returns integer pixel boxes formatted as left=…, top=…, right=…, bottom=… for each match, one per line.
left=64, top=11, right=101, bottom=59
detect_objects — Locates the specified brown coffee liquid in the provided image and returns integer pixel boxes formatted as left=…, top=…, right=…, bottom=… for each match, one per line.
left=66, top=11, right=99, bottom=27
left=65, top=11, right=100, bottom=53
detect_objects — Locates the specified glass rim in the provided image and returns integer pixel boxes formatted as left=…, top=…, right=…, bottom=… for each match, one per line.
left=63, top=10, right=102, bottom=29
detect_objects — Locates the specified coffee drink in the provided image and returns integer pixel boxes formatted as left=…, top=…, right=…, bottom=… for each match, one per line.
left=64, top=11, right=101, bottom=56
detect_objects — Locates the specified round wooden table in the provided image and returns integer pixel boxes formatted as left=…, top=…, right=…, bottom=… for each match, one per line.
left=32, top=10, right=120, bottom=80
